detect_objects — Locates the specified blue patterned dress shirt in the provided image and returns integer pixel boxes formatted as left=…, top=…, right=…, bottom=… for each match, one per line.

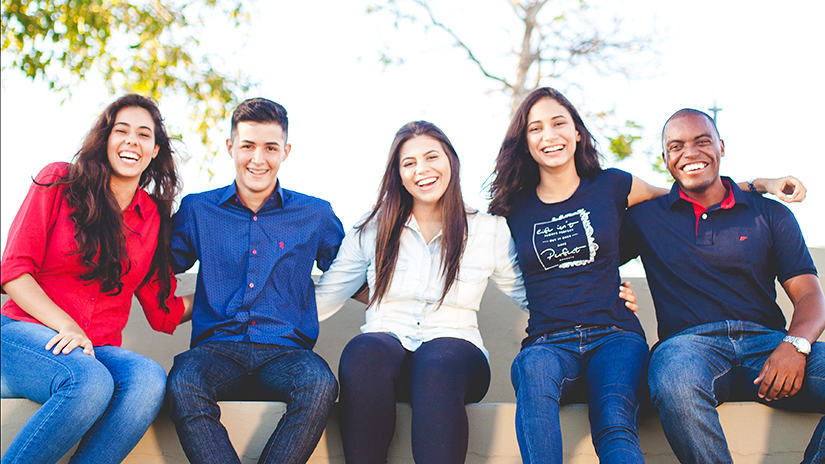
left=171, top=181, right=344, bottom=349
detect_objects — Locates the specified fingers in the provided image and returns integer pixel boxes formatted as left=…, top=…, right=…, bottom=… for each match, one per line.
left=619, top=282, right=638, bottom=313
left=754, top=344, right=806, bottom=401
left=776, top=176, right=806, bottom=203
left=44, top=331, right=94, bottom=356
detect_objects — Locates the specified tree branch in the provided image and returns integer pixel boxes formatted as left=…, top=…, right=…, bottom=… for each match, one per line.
left=412, top=0, right=512, bottom=90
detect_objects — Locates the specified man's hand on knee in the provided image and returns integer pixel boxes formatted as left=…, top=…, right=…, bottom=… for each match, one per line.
left=754, top=342, right=807, bottom=401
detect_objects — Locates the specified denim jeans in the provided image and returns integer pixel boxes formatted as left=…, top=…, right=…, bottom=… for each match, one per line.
left=0, top=315, right=167, bottom=464
left=649, top=320, right=825, bottom=464
left=166, top=340, right=338, bottom=464
left=511, top=325, right=648, bottom=464
left=338, top=333, right=490, bottom=464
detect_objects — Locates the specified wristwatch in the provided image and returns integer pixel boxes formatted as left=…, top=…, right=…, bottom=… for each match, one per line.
left=747, top=179, right=760, bottom=194
left=782, top=335, right=812, bottom=356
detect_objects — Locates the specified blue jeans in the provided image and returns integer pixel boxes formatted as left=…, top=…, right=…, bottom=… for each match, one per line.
left=511, top=326, right=648, bottom=464
left=338, top=333, right=490, bottom=464
left=649, top=320, right=825, bottom=464
left=0, top=315, right=167, bottom=464
left=166, top=341, right=338, bottom=464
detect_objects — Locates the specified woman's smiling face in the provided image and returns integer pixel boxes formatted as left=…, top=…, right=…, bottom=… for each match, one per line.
left=525, top=97, right=581, bottom=173
left=398, top=135, right=452, bottom=209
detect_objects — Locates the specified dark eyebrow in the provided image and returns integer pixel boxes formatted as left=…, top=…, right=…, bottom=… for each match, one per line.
left=114, top=121, right=154, bottom=133
left=240, top=139, right=281, bottom=147
left=528, top=115, right=567, bottom=126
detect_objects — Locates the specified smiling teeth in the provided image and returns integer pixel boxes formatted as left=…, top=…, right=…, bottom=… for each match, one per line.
left=120, top=152, right=139, bottom=161
left=683, top=162, right=707, bottom=172
left=543, top=145, right=563, bottom=153
left=417, top=177, right=437, bottom=186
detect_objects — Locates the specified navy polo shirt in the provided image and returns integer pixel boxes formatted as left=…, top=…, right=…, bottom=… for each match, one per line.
left=506, top=168, right=644, bottom=347
left=621, top=177, right=817, bottom=342
left=171, top=181, right=345, bottom=349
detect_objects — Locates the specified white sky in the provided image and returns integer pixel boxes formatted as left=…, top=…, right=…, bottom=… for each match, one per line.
left=2, top=0, right=824, bottom=262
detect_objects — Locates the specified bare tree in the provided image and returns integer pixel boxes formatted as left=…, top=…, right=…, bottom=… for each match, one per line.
left=369, top=0, right=657, bottom=159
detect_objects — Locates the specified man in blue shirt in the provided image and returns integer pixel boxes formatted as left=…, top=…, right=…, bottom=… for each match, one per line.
left=621, top=109, right=825, bottom=463
left=167, top=98, right=345, bottom=464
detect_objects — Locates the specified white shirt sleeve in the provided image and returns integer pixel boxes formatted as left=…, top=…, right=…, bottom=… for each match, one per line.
left=488, top=216, right=528, bottom=312
left=315, top=224, right=371, bottom=322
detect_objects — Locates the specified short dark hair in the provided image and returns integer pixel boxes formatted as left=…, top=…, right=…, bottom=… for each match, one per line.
left=230, top=98, right=288, bottom=141
left=662, top=108, right=719, bottom=150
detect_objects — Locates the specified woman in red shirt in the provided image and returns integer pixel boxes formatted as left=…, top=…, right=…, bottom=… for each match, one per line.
left=1, top=94, right=190, bottom=464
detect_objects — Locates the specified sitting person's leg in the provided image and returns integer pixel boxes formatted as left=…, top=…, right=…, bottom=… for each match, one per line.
left=583, top=328, right=648, bottom=463
left=254, top=344, right=337, bottom=464
left=648, top=321, right=735, bottom=464
left=338, top=332, right=408, bottom=464
left=0, top=316, right=114, bottom=464
left=408, top=337, right=490, bottom=464
left=69, top=345, right=167, bottom=464
left=510, top=331, right=583, bottom=464
left=166, top=341, right=254, bottom=464
left=736, top=324, right=825, bottom=464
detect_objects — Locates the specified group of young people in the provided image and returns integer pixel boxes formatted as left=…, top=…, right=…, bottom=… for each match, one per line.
left=1, top=88, right=823, bottom=464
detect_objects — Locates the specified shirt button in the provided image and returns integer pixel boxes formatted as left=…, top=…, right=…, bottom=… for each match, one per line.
left=253, top=215, right=258, bottom=221
left=249, top=282, right=254, bottom=288
left=83, top=321, right=89, bottom=326
left=252, top=249, right=257, bottom=255
left=701, top=213, right=708, bottom=220
left=90, top=296, right=95, bottom=301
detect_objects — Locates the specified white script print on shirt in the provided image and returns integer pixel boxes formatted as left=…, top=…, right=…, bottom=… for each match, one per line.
left=532, top=208, right=598, bottom=270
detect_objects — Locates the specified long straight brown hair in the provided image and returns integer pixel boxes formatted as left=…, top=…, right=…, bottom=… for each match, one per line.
left=488, top=87, right=602, bottom=216
left=48, top=94, right=181, bottom=310
left=359, top=121, right=468, bottom=308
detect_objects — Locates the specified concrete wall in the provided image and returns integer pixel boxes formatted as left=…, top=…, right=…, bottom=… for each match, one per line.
left=2, top=248, right=824, bottom=462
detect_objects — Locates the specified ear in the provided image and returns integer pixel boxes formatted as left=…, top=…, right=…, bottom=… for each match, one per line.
left=719, top=139, right=725, bottom=157
left=576, top=130, right=581, bottom=142
left=282, top=143, right=292, bottom=161
left=226, top=138, right=233, bottom=158
left=152, top=145, right=159, bottom=159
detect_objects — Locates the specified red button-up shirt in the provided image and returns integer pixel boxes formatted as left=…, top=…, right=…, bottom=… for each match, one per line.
left=1, top=163, right=184, bottom=346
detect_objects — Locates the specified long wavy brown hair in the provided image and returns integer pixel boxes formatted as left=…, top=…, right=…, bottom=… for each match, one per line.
left=487, top=87, right=602, bottom=216
left=359, top=121, right=468, bottom=308
left=49, top=94, right=181, bottom=310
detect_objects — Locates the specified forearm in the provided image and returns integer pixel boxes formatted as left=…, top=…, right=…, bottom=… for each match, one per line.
left=783, top=274, right=825, bottom=343
left=3, top=274, right=82, bottom=333
left=738, top=178, right=767, bottom=194
left=787, top=291, right=825, bottom=343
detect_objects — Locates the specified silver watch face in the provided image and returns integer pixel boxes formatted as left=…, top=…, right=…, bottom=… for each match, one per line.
left=785, top=336, right=812, bottom=355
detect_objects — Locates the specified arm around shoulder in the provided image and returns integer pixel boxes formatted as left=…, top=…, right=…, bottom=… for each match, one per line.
left=627, top=175, right=669, bottom=207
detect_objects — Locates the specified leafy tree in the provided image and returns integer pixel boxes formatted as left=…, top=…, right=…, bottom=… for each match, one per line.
left=1, top=0, right=253, bottom=171
left=368, top=0, right=658, bottom=161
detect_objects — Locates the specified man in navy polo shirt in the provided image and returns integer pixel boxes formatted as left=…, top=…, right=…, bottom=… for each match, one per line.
left=166, top=98, right=345, bottom=464
left=621, top=108, right=825, bottom=463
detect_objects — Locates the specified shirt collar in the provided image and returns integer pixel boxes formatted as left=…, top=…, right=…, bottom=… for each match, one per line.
left=123, top=188, right=152, bottom=220
left=219, top=181, right=285, bottom=210
left=405, top=213, right=443, bottom=242
left=667, top=176, right=745, bottom=212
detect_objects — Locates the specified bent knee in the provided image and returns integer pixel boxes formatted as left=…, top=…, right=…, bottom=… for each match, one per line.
left=60, top=360, right=115, bottom=411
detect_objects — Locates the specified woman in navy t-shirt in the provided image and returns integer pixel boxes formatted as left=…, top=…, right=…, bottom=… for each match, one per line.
left=487, top=87, right=660, bottom=464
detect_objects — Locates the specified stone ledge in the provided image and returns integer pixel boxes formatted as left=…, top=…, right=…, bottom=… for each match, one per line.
left=2, top=398, right=819, bottom=463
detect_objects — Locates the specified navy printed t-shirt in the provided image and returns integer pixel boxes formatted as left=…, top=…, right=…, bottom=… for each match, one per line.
left=506, top=168, right=644, bottom=347
left=620, top=178, right=817, bottom=342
